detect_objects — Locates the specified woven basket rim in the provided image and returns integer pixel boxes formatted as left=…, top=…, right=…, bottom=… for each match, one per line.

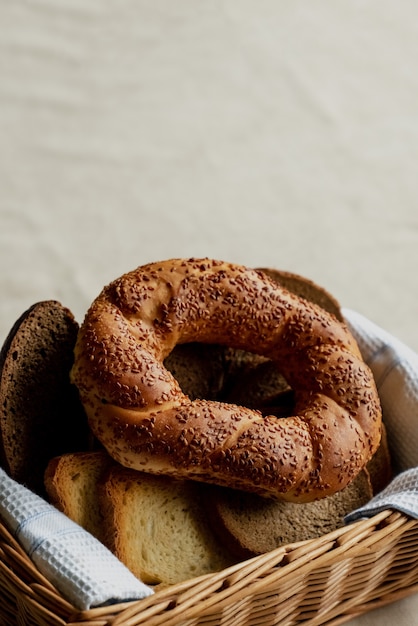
left=2, top=505, right=418, bottom=626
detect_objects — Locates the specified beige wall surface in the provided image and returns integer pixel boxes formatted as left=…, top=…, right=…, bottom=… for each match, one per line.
left=1, top=2, right=418, bottom=624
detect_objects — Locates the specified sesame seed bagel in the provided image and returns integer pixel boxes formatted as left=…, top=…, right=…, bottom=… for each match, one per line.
left=71, top=258, right=382, bottom=502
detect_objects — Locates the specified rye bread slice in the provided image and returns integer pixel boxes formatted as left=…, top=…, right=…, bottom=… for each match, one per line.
left=258, top=268, right=344, bottom=322
left=164, top=343, right=225, bottom=400
left=0, top=300, right=89, bottom=495
left=203, top=469, right=373, bottom=559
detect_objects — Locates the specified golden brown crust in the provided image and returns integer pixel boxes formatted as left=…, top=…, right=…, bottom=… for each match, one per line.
left=71, top=258, right=382, bottom=502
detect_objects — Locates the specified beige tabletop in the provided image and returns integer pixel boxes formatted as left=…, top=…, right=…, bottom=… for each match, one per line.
left=1, top=2, right=418, bottom=623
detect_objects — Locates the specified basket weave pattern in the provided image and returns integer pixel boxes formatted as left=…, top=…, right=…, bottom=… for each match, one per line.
left=1, top=507, right=418, bottom=625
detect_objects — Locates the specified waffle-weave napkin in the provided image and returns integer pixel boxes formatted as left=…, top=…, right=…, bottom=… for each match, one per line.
left=0, top=467, right=153, bottom=610
left=343, top=308, right=418, bottom=523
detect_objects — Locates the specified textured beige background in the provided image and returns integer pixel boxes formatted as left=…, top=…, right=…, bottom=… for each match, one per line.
left=1, top=2, right=418, bottom=623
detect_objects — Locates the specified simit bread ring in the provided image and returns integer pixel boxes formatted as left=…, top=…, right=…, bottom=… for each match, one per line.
left=71, top=258, right=382, bottom=502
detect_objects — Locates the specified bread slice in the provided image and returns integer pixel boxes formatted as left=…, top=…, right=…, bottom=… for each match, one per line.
left=223, top=359, right=293, bottom=416
left=164, top=342, right=225, bottom=400
left=366, top=422, right=392, bottom=494
left=0, top=301, right=89, bottom=495
left=203, top=469, right=373, bottom=558
left=44, top=450, right=114, bottom=544
left=100, top=467, right=235, bottom=585
left=257, top=268, right=344, bottom=322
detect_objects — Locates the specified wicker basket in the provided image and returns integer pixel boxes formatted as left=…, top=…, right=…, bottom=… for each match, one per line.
left=1, top=504, right=418, bottom=626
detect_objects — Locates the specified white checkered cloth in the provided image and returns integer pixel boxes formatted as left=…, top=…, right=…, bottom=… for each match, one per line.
left=0, top=467, right=153, bottom=610
left=345, top=467, right=418, bottom=521
left=343, top=308, right=418, bottom=523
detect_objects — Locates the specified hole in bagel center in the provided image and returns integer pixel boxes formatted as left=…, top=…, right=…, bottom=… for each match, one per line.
left=163, top=343, right=295, bottom=418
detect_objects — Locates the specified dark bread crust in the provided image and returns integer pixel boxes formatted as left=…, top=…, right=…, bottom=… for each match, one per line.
left=366, top=422, right=392, bottom=494
left=0, top=301, right=89, bottom=495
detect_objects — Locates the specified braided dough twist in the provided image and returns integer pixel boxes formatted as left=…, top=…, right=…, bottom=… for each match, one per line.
left=71, top=258, right=382, bottom=502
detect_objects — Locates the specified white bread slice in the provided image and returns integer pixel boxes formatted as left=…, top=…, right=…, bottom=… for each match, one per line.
left=100, top=467, right=235, bottom=585
left=44, top=450, right=114, bottom=544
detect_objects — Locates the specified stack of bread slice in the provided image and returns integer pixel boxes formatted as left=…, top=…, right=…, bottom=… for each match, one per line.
left=45, top=450, right=235, bottom=585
